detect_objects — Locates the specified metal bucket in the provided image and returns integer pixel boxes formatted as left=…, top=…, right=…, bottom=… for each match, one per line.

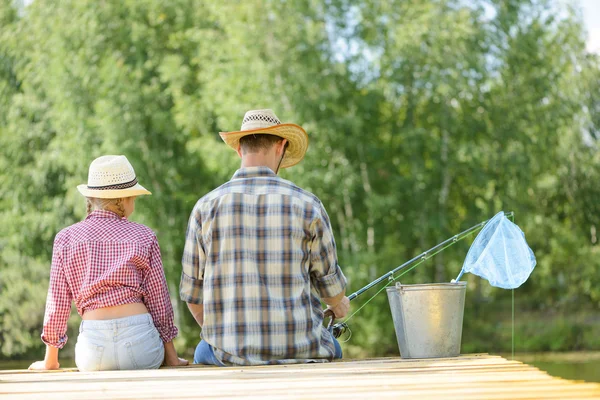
left=386, top=281, right=467, bottom=359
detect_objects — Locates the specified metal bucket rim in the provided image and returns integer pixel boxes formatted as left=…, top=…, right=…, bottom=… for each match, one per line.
left=386, top=282, right=467, bottom=292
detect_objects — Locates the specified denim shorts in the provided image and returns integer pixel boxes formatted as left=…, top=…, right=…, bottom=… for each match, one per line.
left=75, top=313, right=164, bottom=371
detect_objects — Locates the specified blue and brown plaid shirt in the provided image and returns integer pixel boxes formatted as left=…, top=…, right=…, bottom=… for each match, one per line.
left=180, top=166, right=346, bottom=366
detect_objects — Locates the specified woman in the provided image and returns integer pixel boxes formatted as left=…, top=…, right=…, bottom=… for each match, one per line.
left=29, top=155, right=188, bottom=371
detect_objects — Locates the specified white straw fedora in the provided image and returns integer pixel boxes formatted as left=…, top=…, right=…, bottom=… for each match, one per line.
left=77, top=155, right=151, bottom=199
left=219, top=109, right=308, bottom=168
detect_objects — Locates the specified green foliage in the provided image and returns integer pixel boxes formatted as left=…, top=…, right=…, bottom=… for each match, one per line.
left=463, top=308, right=600, bottom=353
left=0, top=0, right=599, bottom=359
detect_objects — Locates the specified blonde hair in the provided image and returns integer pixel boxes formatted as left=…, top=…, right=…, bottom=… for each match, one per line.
left=86, top=197, right=126, bottom=218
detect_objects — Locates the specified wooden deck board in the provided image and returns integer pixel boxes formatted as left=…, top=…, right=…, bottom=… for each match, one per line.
left=1, top=355, right=598, bottom=399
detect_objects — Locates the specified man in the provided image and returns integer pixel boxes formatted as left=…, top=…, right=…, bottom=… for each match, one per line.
left=180, top=109, right=349, bottom=366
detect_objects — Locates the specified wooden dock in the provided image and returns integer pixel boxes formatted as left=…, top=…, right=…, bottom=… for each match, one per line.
left=1, top=354, right=599, bottom=399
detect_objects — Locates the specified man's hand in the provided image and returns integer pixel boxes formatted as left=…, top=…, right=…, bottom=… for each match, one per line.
left=325, top=296, right=350, bottom=319
left=28, top=360, right=60, bottom=371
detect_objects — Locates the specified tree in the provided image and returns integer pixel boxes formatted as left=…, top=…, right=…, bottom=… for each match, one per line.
left=1, top=0, right=598, bottom=359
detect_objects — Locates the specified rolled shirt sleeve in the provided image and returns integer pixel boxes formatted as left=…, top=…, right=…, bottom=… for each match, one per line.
left=41, top=237, right=72, bottom=348
left=142, top=235, right=178, bottom=343
left=309, top=204, right=347, bottom=299
left=180, top=206, right=206, bottom=305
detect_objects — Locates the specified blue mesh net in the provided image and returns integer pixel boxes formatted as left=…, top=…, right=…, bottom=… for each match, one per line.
left=460, top=211, right=536, bottom=289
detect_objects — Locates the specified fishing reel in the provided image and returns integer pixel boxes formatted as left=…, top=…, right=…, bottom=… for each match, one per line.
left=331, top=322, right=350, bottom=339
left=325, top=309, right=351, bottom=340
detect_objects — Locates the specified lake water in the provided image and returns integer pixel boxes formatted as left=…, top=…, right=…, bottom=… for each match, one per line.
left=530, top=360, right=600, bottom=382
left=523, top=358, right=600, bottom=383
left=1, top=354, right=599, bottom=383
left=499, top=352, right=600, bottom=383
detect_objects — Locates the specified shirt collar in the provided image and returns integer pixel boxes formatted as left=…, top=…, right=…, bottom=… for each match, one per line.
left=232, top=166, right=278, bottom=180
left=86, top=210, right=124, bottom=221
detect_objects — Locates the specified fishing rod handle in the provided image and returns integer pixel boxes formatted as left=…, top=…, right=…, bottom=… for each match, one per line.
left=324, top=309, right=336, bottom=332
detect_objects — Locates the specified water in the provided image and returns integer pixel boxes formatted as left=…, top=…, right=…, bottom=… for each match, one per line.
left=530, top=360, right=600, bottom=382
left=496, top=352, right=600, bottom=383
left=515, top=354, right=600, bottom=383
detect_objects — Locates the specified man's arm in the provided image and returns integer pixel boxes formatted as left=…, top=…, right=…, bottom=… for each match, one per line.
left=180, top=206, right=206, bottom=323
left=322, top=291, right=345, bottom=307
left=309, top=203, right=349, bottom=319
left=187, top=302, right=204, bottom=327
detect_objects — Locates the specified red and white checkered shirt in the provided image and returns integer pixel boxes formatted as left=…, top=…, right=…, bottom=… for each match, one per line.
left=41, top=210, right=178, bottom=348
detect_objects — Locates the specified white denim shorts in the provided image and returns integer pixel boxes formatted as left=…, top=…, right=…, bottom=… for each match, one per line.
left=75, top=313, right=164, bottom=371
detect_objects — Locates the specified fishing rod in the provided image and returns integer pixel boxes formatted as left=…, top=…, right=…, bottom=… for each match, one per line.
left=327, top=211, right=514, bottom=338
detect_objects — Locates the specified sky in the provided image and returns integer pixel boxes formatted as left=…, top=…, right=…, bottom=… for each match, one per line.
left=580, top=0, right=600, bottom=53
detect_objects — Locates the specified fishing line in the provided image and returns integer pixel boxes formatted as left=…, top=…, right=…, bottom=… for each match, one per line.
left=507, top=212, right=515, bottom=361
left=512, top=289, right=515, bottom=360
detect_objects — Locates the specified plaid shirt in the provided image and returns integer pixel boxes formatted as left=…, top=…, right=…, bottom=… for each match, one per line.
left=180, top=166, right=346, bottom=366
left=41, top=210, right=178, bottom=348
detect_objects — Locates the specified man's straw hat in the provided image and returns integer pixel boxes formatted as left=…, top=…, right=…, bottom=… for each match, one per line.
left=77, top=155, right=151, bottom=199
left=219, top=109, right=308, bottom=168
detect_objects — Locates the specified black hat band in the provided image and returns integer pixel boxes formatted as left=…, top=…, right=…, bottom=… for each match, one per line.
left=88, top=177, right=138, bottom=190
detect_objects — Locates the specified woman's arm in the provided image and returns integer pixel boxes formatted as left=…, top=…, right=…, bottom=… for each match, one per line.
left=144, top=235, right=188, bottom=366
left=30, top=236, right=71, bottom=370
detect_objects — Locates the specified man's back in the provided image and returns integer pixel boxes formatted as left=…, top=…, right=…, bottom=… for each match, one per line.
left=180, top=166, right=346, bottom=366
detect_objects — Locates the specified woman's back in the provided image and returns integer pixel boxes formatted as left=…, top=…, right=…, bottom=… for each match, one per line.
left=57, top=210, right=156, bottom=315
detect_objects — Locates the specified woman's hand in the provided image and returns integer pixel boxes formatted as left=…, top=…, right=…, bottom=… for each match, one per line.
left=28, top=360, right=60, bottom=371
left=162, top=341, right=189, bottom=367
left=29, top=346, right=60, bottom=370
left=163, top=356, right=189, bottom=367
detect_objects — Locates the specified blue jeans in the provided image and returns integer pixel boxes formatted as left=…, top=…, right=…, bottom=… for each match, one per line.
left=333, top=337, right=343, bottom=359
left=194, top=337, right=342, bottom=366
left=75, top=313, right=164, bottom=371
left=194, top=340, right=225, bottom=366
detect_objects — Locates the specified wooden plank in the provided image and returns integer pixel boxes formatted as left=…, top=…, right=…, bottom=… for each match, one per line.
left=3, top=382, right=600, bottom=400
left=0, top=355, right=531, bottom=379
left=2, top=363, right=530, bottom=383
left=1, top=355, right=598, bottom=400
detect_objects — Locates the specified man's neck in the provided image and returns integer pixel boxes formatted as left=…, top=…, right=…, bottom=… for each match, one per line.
left=241, top=153, right=278, bottom=174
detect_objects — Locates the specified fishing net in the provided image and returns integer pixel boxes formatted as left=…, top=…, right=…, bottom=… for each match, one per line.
left=460, top=211, right=536, bottom=289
